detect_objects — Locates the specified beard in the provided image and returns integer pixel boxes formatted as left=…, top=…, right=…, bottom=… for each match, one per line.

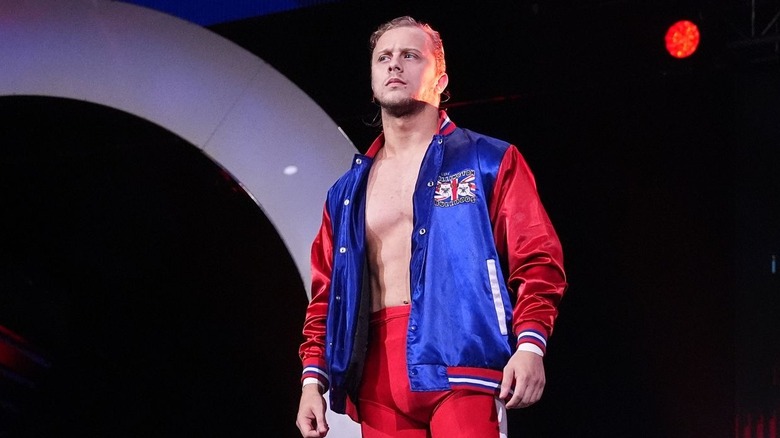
left=375, top=95, right=427, bottom=119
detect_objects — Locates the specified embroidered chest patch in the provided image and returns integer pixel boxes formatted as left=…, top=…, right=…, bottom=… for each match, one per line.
left=434, top=169, right=477, bottom=207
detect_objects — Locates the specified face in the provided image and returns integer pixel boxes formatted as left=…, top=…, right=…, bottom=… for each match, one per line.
left=371, top=26, right=448, bottom=116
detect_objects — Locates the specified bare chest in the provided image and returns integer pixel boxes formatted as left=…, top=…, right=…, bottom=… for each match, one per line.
left=365, top=154, right=423, bottom=236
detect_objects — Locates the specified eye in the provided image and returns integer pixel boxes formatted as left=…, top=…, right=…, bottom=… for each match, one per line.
left=404, top=52, right=418, bottom=59
left=377, top=54, right=390, bottom=62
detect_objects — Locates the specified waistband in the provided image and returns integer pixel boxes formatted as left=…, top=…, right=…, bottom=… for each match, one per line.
left=370, top=304, right=410, bottom=325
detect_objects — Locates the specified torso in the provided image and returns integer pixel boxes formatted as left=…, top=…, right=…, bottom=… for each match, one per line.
left=365, top=146, right=427, bottom=312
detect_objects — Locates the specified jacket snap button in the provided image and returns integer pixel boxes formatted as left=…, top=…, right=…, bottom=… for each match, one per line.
left=339, top=247, right=347, bottom=253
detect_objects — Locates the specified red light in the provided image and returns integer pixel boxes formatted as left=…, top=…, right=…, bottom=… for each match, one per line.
left=665, top=20, right=700, bottom=58
left=0, top=325, right=34, bottom=375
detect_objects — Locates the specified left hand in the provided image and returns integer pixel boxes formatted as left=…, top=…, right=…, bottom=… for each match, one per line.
left=499, top=350, right=545, bottom=408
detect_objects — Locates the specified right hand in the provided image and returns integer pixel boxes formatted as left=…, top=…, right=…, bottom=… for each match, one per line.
left=295, top=384, right=329, bottom=437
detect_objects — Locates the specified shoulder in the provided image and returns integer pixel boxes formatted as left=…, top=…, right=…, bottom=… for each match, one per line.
left=447, top=126, right=516, bottom=165
left=450, top=126, right=511, bottom=152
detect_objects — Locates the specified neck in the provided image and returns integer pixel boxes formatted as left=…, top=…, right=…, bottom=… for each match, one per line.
left=380, top=104, right=440, bottom=157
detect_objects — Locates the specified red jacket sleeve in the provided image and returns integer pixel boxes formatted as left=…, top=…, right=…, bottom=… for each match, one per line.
left=298, top=203, right=333, bottom=390
left=489, top=145, right=567, bottom=355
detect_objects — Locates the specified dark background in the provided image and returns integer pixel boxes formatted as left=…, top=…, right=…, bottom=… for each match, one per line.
left=2, top=0, right=779, bottom=436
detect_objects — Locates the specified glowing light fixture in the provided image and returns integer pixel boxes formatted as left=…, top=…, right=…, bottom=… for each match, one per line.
left=665, top=20, right=700, bottom=59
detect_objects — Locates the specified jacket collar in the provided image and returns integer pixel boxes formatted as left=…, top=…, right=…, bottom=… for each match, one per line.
left=365, top=110, right=456, bottom=158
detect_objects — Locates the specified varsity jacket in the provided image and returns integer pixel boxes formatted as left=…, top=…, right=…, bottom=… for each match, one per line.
left=299, top=111, right=567, bottom=418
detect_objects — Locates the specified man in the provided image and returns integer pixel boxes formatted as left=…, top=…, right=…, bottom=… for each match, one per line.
left=296, top=16, right=567, bottom=438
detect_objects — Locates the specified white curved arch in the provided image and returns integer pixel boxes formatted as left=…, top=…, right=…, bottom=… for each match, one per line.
left=0, top=0, right=357, bottom=299
left=0, top=1, right=360, bottom=434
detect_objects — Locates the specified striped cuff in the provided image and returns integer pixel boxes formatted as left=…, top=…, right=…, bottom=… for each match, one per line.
left=301, top=359, right=329, bottom=393
left=517, top=342, right=544, bottom=357
left=516, top=328, right=547, bottom=355
left=302, top=377, right=325, bottom=392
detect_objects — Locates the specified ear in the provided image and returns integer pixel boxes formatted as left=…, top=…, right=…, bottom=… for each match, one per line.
left=435, top=73, right=449, bottom=94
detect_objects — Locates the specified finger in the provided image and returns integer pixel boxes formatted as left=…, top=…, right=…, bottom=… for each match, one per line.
left=314, top=411, right=329, bottom=436
left=511, top=375, right=537, bottom=408
left=529, top=384, right=544, bottom=405
left=301, top=424, right=324, bottom=438
left=505, top=382, right=525, bottom=409
left=518, top=379, right=545, bottom=408
left=296, top=419, right=313, bottom=437
left=499, top=366, right=516, bottom=400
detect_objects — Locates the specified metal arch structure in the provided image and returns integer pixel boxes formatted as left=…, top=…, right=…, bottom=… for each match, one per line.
left=0, top=0, right=356, bottom=298
left=0, top=1, right=360, bottom=435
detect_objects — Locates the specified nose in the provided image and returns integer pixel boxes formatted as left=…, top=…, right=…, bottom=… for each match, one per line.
left=388, top=62, right=401, bottom=72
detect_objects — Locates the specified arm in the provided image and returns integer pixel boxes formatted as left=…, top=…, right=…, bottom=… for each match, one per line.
left=489, top=145, right=567, bottom=408
left=297, top=204, right=334, bottom=435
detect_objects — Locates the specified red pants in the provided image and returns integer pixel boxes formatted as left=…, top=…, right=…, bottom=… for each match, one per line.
left=357, top=305, right=508, bottom=438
